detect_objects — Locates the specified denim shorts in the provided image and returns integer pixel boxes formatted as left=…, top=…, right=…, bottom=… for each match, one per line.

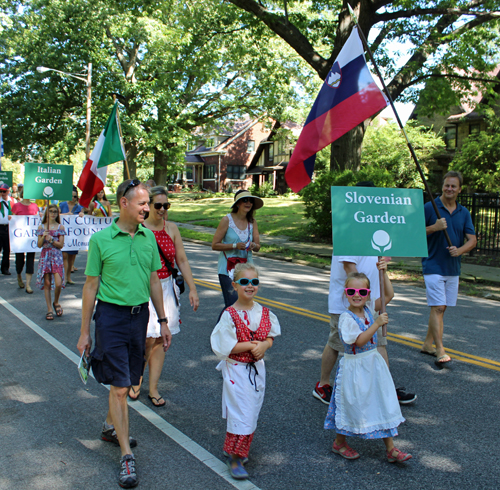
left=91, top=300, right=149, bottom=388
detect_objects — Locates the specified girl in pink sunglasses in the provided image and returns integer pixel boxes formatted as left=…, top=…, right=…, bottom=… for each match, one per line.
left=324, top=261, right=412, bottom=464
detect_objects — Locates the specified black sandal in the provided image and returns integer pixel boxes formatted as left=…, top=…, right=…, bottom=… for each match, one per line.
left=128, top=386, right=141, bottom=400
left=148, top=395, right=166, bottom=407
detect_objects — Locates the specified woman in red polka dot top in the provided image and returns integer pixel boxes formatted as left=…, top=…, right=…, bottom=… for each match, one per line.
left=129, top=186, right=199, bottom=407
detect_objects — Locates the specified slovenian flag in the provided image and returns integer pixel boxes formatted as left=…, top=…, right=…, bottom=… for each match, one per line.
left=285, top=26, right=388, bottom=193
left=77, top=102, right=126, bottom=207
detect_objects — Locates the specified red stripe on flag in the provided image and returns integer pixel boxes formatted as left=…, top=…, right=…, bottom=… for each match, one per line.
left=286, top=84, right=387, bottom=193
left=77, top=159, right=105, bottom=208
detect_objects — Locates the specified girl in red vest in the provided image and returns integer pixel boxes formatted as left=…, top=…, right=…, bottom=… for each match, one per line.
left=211, top=263, right=281, bottom=480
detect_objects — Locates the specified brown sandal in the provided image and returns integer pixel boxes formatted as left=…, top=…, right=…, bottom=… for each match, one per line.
left=46, top=312, right=54, bottom=320
left=53, top=303, right=63, bottom=317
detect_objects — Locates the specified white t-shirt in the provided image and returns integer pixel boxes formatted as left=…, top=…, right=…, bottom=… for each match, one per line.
left=328, top=256, right=380, bottom=314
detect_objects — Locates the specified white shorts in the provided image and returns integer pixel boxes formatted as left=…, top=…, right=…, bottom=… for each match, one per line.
left=424, top=274, right=459, bottom=307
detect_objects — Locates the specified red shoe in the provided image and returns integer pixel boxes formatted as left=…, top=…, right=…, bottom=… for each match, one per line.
left=332, top=441, right=360, bottom=460
left=387, top=447, right=412, bottom=463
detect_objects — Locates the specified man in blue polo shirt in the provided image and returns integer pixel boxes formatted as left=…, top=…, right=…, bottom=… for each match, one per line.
left=421, top=171, right=476, bottom=366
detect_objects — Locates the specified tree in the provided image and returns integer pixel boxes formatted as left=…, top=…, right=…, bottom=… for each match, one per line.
left=0, top=0, right=310, bottom=182
left=226, top=0, right=500, bottom=172
left=452, top=115, right=500, bottom=192
left=361, top=120, right=445, bottom=189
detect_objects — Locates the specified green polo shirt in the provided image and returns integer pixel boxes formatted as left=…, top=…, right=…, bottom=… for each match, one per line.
left=85, top=218, right=162, bottom=306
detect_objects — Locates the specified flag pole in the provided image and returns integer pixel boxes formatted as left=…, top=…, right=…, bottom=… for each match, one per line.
left=113, top=96, right=131, bottom=180
left=347, top=5, right=452, bottom=248
left=378, top=256, right=386, bottom=336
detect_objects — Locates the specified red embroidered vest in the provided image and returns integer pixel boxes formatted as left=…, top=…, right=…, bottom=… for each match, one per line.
left=226, top=306, right=272, bottom=363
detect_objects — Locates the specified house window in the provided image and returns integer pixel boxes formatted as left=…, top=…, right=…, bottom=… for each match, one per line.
left=469, top=123, right=480, bottom=135
left=186, top=142, right=195, bottom=151
left=205, top=138, right=215, bottom=148
left=269, top=145, right=274, bottom=161
left=226, top=165, right=246, bottom=180
left=203, top=165, right=216, bottom=179
left=247, top=140, right=255, bottom=153
left=185, top=167, right=193, bottom=180
left=445, top=126, right=457, bottom=150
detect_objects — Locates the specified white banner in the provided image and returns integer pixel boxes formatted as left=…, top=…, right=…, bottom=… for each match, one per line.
left=9, top=215, right=113, bottom=253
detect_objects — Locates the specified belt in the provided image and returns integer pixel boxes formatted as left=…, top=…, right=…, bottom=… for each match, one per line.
left=98, top=300, right=148, bottom=315
left=0, top=224, right=8, bottom=227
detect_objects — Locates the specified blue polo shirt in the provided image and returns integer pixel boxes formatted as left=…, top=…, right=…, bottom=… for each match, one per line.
left=421, top=197, right=475, bottom=276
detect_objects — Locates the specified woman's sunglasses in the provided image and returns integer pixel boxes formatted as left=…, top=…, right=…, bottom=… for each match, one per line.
left=235, top=278, right=259, bottom=287
left=240, top=197, right=254, bottom=204
left=154, top=202, right=171, bottom=210
left=344, top=288, right=371, bottom=297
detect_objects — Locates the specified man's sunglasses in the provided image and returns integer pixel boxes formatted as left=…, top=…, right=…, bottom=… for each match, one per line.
left=235, top=278, right=259, bottom=286
left=123, top=179, right=141, bottom=197
left=344, top=288, right=371, bottom=297
left=154, top=202, right=171, bottom=210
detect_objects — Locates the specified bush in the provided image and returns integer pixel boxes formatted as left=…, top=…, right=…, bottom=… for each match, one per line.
left=300, top=167, right=398, bottom=241
left=249, top=181, right=277, bottom=198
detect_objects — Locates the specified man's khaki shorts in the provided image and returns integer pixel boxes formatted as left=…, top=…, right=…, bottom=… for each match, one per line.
left=327, top=313, right=387, bottom=352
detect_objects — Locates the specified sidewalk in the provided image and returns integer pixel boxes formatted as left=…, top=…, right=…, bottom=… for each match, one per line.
left=175, top=221, right=500, bottom=285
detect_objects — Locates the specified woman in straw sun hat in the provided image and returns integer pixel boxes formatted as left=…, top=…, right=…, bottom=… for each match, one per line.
left=212, top=189, right=263, bottom=312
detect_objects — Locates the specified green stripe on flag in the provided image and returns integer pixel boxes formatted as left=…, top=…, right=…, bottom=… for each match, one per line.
left=97, top=102, right=126, bottom=168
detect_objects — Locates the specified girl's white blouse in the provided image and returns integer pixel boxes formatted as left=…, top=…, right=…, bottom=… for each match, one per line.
left=211, top=302, right=281, bottom=360
left=338, top=305, right=376, bottom=345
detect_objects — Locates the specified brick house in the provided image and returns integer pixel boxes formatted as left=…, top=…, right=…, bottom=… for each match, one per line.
left=183, top=118, right=273, bottom=192
left=246, top=121, right=302, bottom=194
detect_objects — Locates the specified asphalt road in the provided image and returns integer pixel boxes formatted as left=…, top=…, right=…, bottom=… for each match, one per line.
left=1, top=242, right=499, bottom=490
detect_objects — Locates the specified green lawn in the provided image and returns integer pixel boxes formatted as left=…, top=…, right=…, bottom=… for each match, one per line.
left=169, top=197, right=311, bottom=241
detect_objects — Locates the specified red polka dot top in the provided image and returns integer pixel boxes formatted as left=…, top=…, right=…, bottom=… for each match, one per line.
left=152, top=227, right=176, bottom=280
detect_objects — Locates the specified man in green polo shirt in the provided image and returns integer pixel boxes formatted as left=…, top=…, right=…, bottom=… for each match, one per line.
left=77, top=179, right=172, bottom=489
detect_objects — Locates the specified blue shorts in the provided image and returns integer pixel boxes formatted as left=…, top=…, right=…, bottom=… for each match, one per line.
left=91, top=300, right=149, bottom=388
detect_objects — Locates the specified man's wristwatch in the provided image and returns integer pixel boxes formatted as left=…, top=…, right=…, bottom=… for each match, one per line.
left=158, top=318, right=168, bottom=324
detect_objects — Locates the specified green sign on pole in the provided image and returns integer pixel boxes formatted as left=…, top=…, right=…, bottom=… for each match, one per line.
left=0, top=170, right=13, bottom=187
left=331, top=186, right=428, bottom=257
left=23, top=163, right=73, bottom=201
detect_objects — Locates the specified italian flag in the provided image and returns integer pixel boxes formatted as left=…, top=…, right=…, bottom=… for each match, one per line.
left=77, top=102, right=126, bottom=208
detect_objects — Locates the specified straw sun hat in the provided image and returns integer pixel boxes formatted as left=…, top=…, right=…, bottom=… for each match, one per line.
left=233, top=190, right=264, bottom=210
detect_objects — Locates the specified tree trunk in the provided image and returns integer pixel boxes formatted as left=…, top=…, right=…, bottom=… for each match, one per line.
left=124, top=141, right=138, bottom=180
left=329, top=122, right=367, bottom=171
left=153, top=148, right=169, bottom=187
